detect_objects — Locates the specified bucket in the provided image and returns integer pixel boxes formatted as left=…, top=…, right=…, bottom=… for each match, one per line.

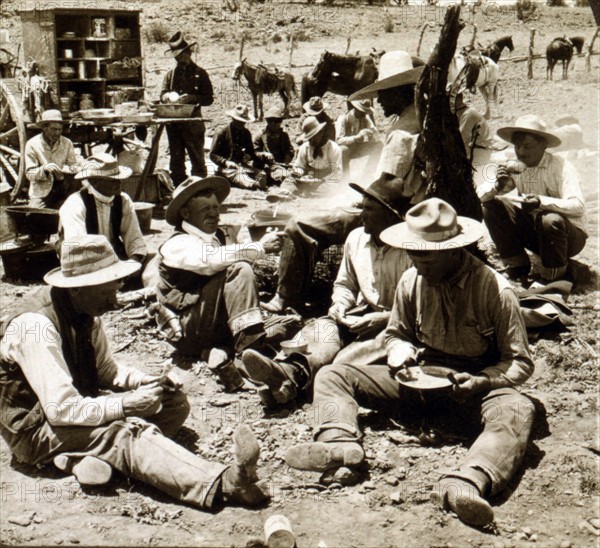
left=134, top=202, right=154, bottom=234
left=264, top=515, right=295, bottom=548
left=0, top=242, right=60, bottom=281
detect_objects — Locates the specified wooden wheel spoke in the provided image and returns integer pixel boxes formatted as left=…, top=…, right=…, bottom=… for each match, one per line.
left=0, top=126, right=18, bottom=142
left=0, top=151, right=18, bottom=182
left=1, top=82, right=27, bottom=202
left=0, top=143, right=20, bottom=157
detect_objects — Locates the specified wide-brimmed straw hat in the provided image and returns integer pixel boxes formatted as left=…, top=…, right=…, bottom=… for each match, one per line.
left=349, top=178, right=411, bottom=220
left=31, top=109, right=69, bottom=129
left=349, top=51, right=425, bottom=101
left=228, top=104, right=254, bottom=123
left=380, top=198, right=484, bottom=250
left=166, top=176, right=230, bottom=226
left=303, top=96, right=330, bottom=115
left=75, top=153, right=132, bottom=180
left=44, top=234, right=140, bottom=288
left=497, top=114, right=562, bottom=148
left=350, top=99, right=375, bottom=116
left=265, top=107, right=285, bottom=121
left=299, top=116, right=326, bottom=142
left=165, top=31, right=196, bottom=58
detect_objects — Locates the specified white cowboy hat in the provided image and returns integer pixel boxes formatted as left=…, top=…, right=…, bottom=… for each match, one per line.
left=165, top=176, right=230, bottom=226
left=265, top=106, right=285, bottom=120
left=35, top=109, right=69, bottom=126
left=497, top=115, right=562, bottom=148
left=44, top=234, right=140, bottom=288
left=227, top=104, right=255, bottom=123
left=164, top=31, right=197, bottom=58
left=380, top=198, right=484, bottom=250
left=75, top=152, right=132, bottom=180
left=303, top=96, right=330, bottom=115
left=349, top=51, right=425, bottom=101
left=299, top=116, right=326, bottom=142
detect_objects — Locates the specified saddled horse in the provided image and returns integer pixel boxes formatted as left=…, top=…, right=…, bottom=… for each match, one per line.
left=449, top=50, right=499, bottom=119
left=480, top=35, right=514, bottom=63
left=232, top=58, right=296, bottom=121
left=300, top=50, right=380, bottom=104
left=546, top=36, right=585, bottom=80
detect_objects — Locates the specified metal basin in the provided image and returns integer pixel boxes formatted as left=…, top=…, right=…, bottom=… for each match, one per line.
left=5, top=206, right=60, bottom=238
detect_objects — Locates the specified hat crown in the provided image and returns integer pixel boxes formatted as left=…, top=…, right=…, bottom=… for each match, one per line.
left=378, top=51, right=415, bottom=81
left=40, top=109, right=64, bottom=123
left=80, top=152, right=121, bottom=178
left=301, top=116, right=321, bottom=134
left=265, top=106, right=284, bottom=119
left=168, top=31, right=188, bottom=50
left=308, top=97, right=324, bottom=110
left=171, top=176, right=205, bottom=203
left=406, top=198, right=460, bottom=241
left=513, top=114, right=549, bottom=134
left=60, top=235, right=119, bottom=280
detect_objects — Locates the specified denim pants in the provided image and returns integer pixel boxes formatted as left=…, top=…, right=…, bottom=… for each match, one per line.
left=312, top=363, right=534, bottom=495
left=166, top=121, right=207, bottom=186
left=9, top=390, right=227, bottom=510
left=482, top=199, right=587, bottom=269
left=276, top=208, right=362, bottom=308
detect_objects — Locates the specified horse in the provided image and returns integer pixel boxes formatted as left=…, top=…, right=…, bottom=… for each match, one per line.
left=232, top=58, right=296, bottom=121
left=481, top=35, right=514, bottom=63
left=300, top=50, right=380, bottom=104
left=448, top=51, right=500, bottom=119
left=546, top=36, right=585, bottom=80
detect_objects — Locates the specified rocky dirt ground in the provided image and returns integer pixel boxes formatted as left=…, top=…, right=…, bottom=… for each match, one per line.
left=1, top=1, right=599, bottom=547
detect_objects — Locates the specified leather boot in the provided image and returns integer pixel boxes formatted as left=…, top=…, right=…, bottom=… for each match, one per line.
left=430, top=477, right=494, bottom=527
left=53, top=455, right=112, bottom=486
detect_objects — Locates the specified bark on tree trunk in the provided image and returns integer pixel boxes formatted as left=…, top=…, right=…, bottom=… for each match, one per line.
left=414, top=4, right=482, bottom=221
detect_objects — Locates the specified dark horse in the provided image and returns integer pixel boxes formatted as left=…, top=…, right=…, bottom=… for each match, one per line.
left=546, top=36, right=585, bottom=80
left=232, top=58, right=296, bottom=120
left=481, top=35, right=514, bottom=63
left=300, top=51, right=380, bottom=104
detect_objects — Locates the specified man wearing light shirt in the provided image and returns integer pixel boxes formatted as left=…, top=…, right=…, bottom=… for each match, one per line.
left=157, top=176, right=283, bottom=357
left=478, top=115, right=588, bottom=283
left=58, top=153, right=147, bottom=263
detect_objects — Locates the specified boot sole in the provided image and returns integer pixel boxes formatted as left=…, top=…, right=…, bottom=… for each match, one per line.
left=241, top=350, right=287, bottom=391
left=72, top=456, right=112, bottom=486
left=453, top=495, right=495, bottom=527
left=285, top=442, right=364, bottom=472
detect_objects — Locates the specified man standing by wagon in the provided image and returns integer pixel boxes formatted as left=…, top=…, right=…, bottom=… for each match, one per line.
left=161, top=32, right=214, bottom=186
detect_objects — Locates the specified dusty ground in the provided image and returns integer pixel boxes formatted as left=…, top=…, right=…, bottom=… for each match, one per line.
left=1, top=2, right=599, bottom=547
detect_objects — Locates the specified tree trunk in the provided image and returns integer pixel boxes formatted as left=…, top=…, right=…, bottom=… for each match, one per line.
left=415, top=5, right=482, bottom=221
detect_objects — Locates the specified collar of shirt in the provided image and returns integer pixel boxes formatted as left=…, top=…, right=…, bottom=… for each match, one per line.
left=385, top=106, right=420, bottom=135
left=41, top=135, right=63, bottom=154
left=83, top=181, right=115, bottom=205
left=181, top=221, right=221, bottom=244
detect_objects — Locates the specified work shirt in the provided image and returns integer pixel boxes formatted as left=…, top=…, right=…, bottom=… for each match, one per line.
left=253, top=128, right=294, bottom=164
left=293, top=140, right=342, bottom=182
left=385, top=251, right=534, bottom=388
left=25, top=133, right=77, bottom=199
left=59, top=184, right=147, bottom=259
left=335, top=110, right=377, bottom=147
left=210, top=123, right=261, bottom=168
left=161, top=61, right=213, bottom=109
left=0, top=314, right=146, bottom=426
left=332, top=227, right=412, bottom=312
left=477, top=151, right=588, bottom=235
left=160, top=221, right=266, bottom=277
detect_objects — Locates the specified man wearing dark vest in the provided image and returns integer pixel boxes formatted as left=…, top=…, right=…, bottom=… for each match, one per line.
left=0, top=234, right=269, bottom=509
left=59, top=153, right=147, bottom=263
left=157, top=176, right=284, bottom=360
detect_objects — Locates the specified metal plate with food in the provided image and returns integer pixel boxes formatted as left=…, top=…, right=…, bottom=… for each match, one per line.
left=395, top=364, right=457, bottom=390
left=154, top=103, right=196, bottom=119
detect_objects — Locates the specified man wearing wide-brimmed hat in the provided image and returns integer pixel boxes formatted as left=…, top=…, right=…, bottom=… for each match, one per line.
left=297, top=96, right=336, bottom=144
left=24, top=109, right=80, bottom=208
left=58, top=152, right=147, bottom=263
left=161, top=31, right=214, bottom=186
left=335, top=98, right=383, bottom=181
left=209, top=104, right=269, bottom=190
left=0, top=234, right=268, bottom=509
left=253, top=106, right=294, bottom=166
left=157, top=176, right=284, bottom=361
left=478, top=114, right=588, bottom=283
left=240, top=179, right=412, bottom=407
left=285, top=198, right=535, bottom=529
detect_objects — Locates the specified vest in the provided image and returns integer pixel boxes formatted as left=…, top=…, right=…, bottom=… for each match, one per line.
left=79, top=188, right=126, bottom=258
left=157, top=228, right=226, bottom=313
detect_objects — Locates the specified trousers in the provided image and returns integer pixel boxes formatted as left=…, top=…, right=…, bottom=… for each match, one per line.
left=312, top=363, right=534, bottom=495
left=166, top=121, right=207, bottom=186
left=482, top=199, right=587, bottom=269
left=10, top=390, right=226, bottom=510
left=178, top=262, right=263, bottom=355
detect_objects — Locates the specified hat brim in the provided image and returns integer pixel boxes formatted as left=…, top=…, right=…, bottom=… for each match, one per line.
left=303, top=101, right=330, bottom=115
left=496, top=126, right=562, bottom=148
left=75, top=165, right=133, bottom=180
left=165, top=176, right=231, bottom=226
left=349, top=182, right=404, bottom=220
left=300, top=120, right=327, bottom=142
left=349, top=66, right=425, bottom=101
left=30, top=119, right=69, bottom=129
left=380, top=216, right=484, bottom=250
left=166, top=41, right=197, bottom=57
left=228, top=110, right=255, bottom=123
left=44, top=259, right=141, bottom=288
left=351, top=101, right=374, bottom=115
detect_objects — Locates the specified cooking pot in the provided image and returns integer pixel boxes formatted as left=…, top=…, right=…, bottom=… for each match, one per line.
left=5, top=206, right=59, bottom=239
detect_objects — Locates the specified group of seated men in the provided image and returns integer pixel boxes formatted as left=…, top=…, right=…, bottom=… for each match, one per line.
left=2, top=49, right=588, bottom=529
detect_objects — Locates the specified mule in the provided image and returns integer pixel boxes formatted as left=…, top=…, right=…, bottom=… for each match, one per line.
left=546, top=36, right=585, bottom=80
left=232, top=58, right=296, bottom=121
left=449, top=51, right=500, bottom=119
left=481, top=35, right=514, bottom=63
left=300, top=51, right=379, bottom=104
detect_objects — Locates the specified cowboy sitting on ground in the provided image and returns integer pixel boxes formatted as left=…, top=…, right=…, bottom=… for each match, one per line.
left=297, top=96, right=336, bottom=145
left=24, top=109, right=81, bottom=209
left=240, top=179, right=412, bottom=406
left=156, top=175, right=284, bottom=366
left=285, top=198, right=535, bottom=529
left=0, top=234, right=269, bottom=509
left=478, top=114, right=588, bottom=283
left=209, top=104, right=269, bottom=191
left=58, top=152, right=147, bottom=264
left=335, top=99, right=383, bottom=182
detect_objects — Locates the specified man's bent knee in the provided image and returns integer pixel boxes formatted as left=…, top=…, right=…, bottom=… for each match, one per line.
left=537, top=211, right=567, bottom=233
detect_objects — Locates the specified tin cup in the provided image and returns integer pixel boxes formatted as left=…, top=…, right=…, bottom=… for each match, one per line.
left=264, top=515, right=295, bottom=548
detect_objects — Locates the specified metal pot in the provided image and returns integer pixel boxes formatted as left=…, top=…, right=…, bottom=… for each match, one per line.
left=0, top=242, right=59, bottom=280
left=5, top=206, right=59, bottom=239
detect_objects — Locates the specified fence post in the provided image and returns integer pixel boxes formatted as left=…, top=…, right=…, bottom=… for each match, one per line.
left=288, top=34, right=295, bottom=70
left=345, top=36, right=351, bottom=54
left=238, top=36, right=245, bottom=61
left=527, top=28, right=536, bottom=80
left=469, top=24, right=477, bottom=49
left=587, top=26, right=600, bottom=72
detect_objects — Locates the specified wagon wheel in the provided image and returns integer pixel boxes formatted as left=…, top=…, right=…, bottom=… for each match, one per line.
left=0, top=81, right=27, bottom=203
